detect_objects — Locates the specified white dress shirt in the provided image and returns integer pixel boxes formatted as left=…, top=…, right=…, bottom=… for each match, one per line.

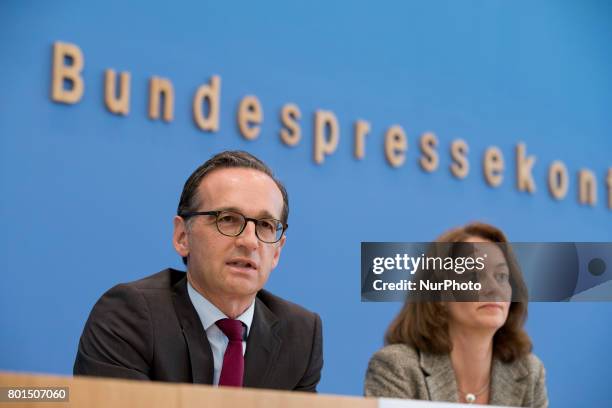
left=187, top=281, right=255, bottom=385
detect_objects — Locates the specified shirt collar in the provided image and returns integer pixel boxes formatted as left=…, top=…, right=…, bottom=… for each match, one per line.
left=187, top=280, right=255, bottom=337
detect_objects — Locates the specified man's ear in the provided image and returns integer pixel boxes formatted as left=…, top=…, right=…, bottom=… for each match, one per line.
left=271, top=234, right=286, bottom=269
left=173, top=216, right=190, bottom=257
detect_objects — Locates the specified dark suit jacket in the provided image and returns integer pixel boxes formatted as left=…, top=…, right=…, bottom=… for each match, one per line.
left=74, top=269, right=323, bottom=391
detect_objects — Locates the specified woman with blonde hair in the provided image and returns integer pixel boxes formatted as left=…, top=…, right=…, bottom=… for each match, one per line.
left=364, top=222, right=548, bottom=407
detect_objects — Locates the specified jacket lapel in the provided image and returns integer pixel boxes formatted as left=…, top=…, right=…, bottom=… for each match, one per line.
left=420, top=349, right=529, bottom=405
left=243, top=296, right=281, bottom=388
left=420, top=351, right=459, bottom=402
left=171, top=277, right=214, bottom=385
left=489, top=357, right=529, bottom=406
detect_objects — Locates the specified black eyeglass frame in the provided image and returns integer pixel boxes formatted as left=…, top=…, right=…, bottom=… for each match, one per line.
left=179, top=210, right=288, bottom=243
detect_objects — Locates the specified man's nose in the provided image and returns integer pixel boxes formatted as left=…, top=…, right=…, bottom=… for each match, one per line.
left=235, top=219, right=259, bottom=251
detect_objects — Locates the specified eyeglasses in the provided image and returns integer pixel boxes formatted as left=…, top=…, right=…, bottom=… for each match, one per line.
left=180, top=210, right=287, bottom=243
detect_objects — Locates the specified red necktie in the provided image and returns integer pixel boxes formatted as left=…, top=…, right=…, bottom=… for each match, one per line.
left=215, top=319, right=245, bottom=387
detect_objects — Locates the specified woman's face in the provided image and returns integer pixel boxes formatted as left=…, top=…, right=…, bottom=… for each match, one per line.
left=446, top=236, right=512, bottom=333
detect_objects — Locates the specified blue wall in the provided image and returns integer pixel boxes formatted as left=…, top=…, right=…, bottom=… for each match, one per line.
left=1, top=1, right=611, bottom=406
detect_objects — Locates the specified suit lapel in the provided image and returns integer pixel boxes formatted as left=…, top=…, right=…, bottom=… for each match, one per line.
left=420, top=348, right=529, bottom=405
left=171, top=277, right=214, bottom=385
left=420, top=351, right=459, bottom=402
left=489, top=357, right=529, bottom=406
left=243, top=296, right=281, bottom=388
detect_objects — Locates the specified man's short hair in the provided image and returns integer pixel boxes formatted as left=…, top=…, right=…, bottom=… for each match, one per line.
left=177, top=150, right=289, bottom=265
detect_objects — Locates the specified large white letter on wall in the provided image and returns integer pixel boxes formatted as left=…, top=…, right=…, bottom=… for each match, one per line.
left=314, top=110, right=339, bottom=164
left=51, top=42, right=84, bottom=104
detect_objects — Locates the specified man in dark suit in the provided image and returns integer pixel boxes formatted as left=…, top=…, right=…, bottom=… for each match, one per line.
left=74, top=151, right=323, bottom=391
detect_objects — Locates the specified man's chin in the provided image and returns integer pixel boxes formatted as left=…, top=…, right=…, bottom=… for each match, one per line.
left=225, top=279, right=263, bottom=298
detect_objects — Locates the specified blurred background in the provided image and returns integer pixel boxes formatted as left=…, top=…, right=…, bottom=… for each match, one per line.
left=1, top=1, right=611, bottom=406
